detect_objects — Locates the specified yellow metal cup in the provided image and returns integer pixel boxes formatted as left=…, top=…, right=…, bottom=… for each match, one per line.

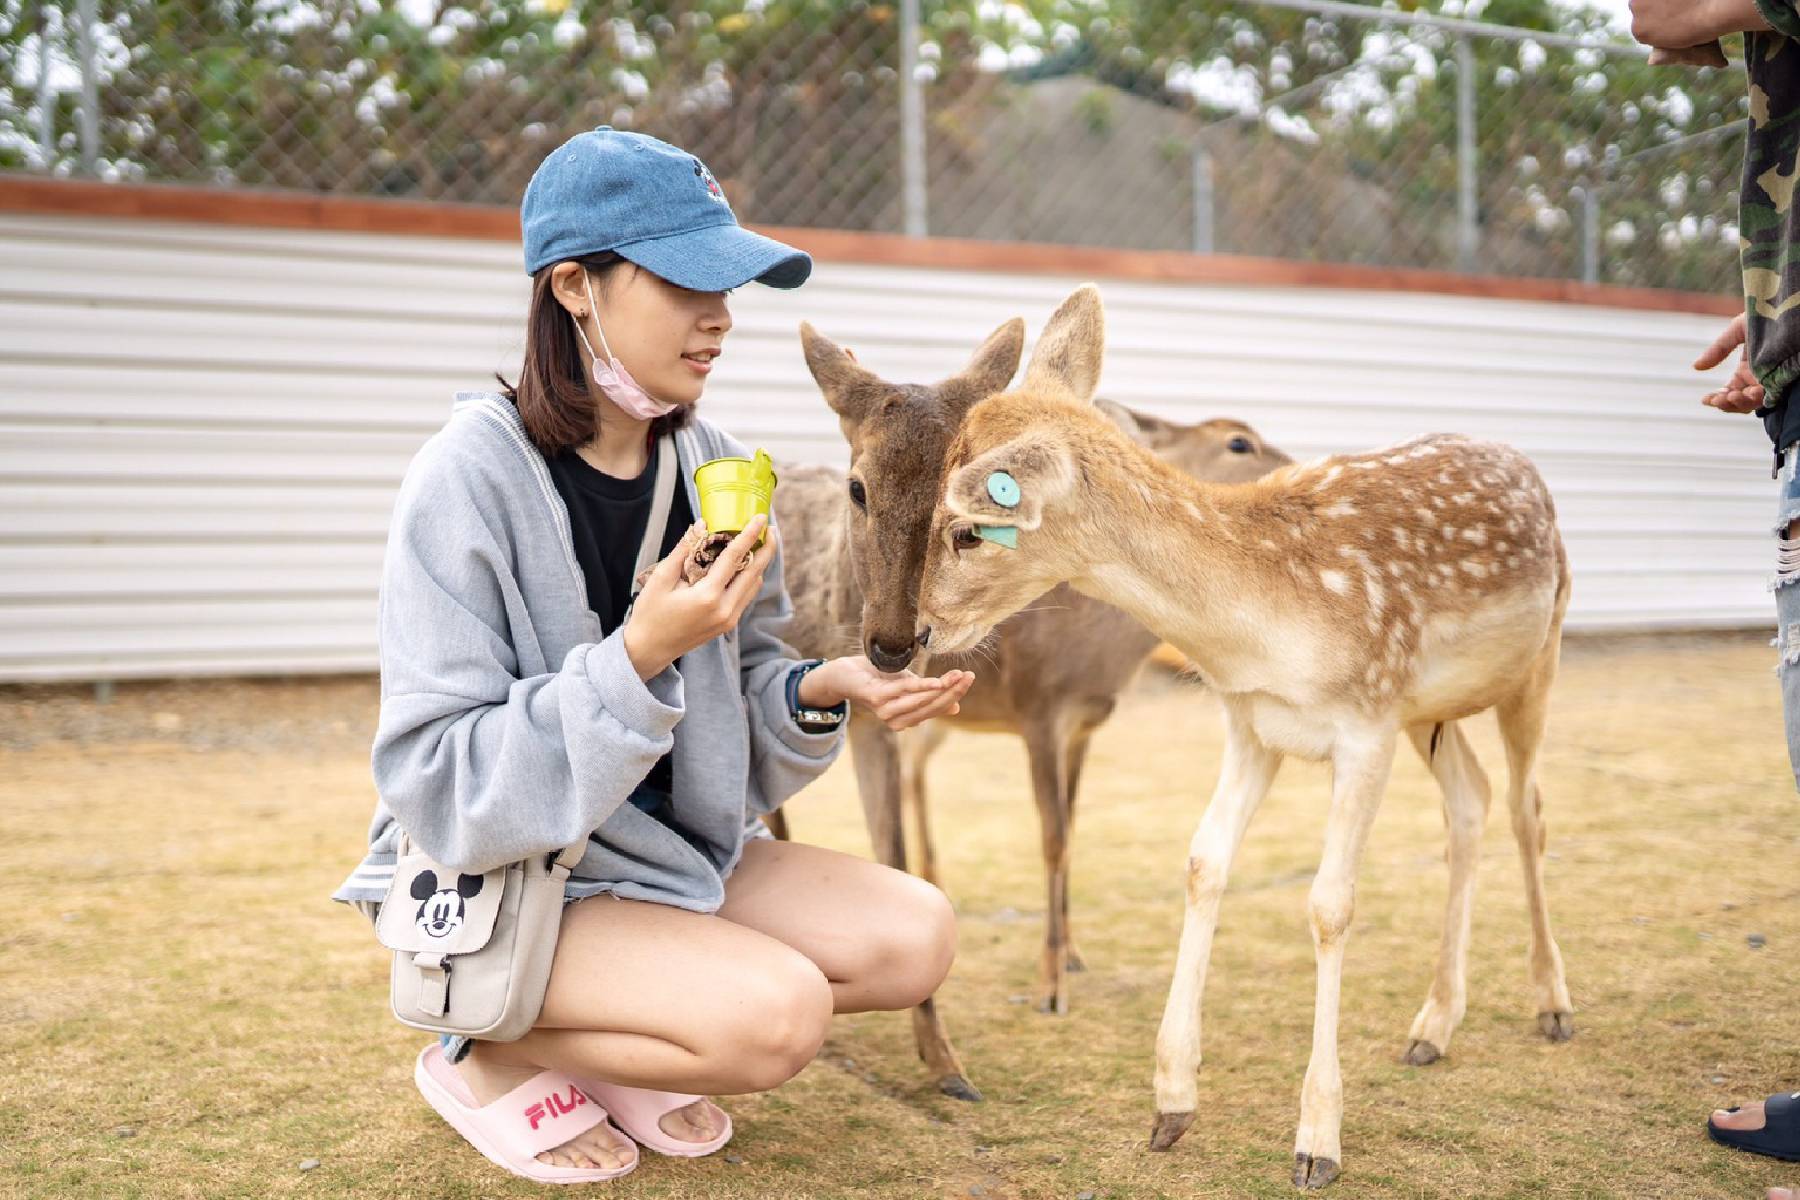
left=693, top=449, right=778, bottom=546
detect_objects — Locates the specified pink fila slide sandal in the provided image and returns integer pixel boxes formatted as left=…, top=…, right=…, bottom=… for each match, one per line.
left=576, top=1079, right=735, bottom=1158
left=413, top=1042, right=638, bottom=1184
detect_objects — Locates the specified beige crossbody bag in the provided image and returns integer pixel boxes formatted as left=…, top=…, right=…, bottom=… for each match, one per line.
left=375, top=434, right=678, bottom=1041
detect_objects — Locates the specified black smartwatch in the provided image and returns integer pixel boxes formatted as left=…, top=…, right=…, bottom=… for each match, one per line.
left=786, top=659, right=848, bottom=734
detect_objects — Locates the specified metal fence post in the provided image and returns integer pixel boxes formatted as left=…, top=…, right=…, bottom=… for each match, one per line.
left=76, top=0, right=100, bottom=174
left=1455, top=36, right=1478, bottom=272
left=898, top=0, right=928, bottom=237
left=1191, top=148, right=1215, bottom=254
left=1582, top=184, right=1600, bottom=285
left=37, top=6, right=55, bottom=162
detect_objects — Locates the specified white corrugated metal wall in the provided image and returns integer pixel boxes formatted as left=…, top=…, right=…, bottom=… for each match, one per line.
left=0, top=209, right=1772, bottom=682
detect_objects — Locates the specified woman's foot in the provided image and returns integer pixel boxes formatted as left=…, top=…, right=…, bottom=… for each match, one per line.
left=1714, top=1100, right=1771, bottom=1133
left=457, top=1044, right=635, bottom=1171
left=659, top=1096, right=728, bottom=1143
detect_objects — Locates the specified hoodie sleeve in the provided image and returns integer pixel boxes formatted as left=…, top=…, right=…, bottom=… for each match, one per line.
left=369, top=436, right=685, bottom=874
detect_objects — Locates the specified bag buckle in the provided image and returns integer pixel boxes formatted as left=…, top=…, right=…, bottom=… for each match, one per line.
left=413, top=950, right=451, bottom=1017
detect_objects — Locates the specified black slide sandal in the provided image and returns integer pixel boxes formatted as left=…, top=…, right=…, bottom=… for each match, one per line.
left=1708, top=1091, right=1800, bottom=1163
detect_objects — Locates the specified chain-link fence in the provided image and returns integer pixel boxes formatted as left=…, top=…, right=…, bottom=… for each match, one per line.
left=1, top=0, right=1753, bottom=293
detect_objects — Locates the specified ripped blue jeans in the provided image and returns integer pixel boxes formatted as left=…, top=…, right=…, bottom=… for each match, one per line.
left=1775, top=445, right=1800, bottom=789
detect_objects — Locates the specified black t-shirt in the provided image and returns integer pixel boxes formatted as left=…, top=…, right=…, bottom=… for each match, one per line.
left=543, top=437, right=693, bottom=804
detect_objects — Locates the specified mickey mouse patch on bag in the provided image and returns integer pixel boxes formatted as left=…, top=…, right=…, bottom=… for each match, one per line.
left=375, top=854, right=505, bottom=955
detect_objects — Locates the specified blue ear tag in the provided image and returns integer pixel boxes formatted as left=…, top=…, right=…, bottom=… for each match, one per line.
left=975, top=525, right=1019, bottom=549
left=986, top=471, right=1021, bottom=508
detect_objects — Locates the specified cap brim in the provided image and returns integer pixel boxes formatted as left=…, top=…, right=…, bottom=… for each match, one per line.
left=613, top=222, right=812, bottom=292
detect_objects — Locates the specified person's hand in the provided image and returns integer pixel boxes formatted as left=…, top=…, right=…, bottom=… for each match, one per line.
left=797, top=656, right=976, bottom=732
left=1694, top=312, right=1766, bottom=414
left=1648, top=41, right=1728, bottom=67
left=623, top=515, right=775, bottom=680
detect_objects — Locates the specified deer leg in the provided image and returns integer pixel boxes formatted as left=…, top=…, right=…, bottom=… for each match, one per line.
left=897, top=723, right=949, bottom=886
left=1495, top=648, right=1574, bottom=1043
left=1060, top=728, right=1096, bottom=973
left=1292, top=725, right=1397, bottom=1191
left=1023, top=720, right=1074, bottom=1015
left=1400, top=720, right=1491, bottom=1066
left=1151, top=705, right=1282, bottom=1152
left=848, top=715, right=980, bottom=1101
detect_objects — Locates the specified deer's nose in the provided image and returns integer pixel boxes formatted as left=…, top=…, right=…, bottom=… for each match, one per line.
left=866, top=636, right=917, bottom=673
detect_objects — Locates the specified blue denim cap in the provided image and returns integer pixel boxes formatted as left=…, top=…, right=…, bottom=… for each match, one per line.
left=520, top=127, right=811, bottom=291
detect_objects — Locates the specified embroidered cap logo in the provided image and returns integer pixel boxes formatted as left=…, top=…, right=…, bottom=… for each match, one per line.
left=693, top=159, right=728, bottom=207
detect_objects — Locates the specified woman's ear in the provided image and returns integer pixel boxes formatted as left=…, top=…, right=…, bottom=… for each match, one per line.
left=548, top=262, right=589, bottom=317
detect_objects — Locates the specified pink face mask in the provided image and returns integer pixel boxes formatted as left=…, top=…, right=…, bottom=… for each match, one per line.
left=572, top=271, right=678, bottom=421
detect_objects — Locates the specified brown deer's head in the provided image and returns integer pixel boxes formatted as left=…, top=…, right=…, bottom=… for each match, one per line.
left=800, top=316, right=1027, bottom=672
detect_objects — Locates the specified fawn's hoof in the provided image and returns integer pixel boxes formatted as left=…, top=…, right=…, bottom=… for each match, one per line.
left=1148, top=1110, right=1195, bottom=1151
left=1404, top=1038, right=1443, bottom=1066
left=938, top=1073, right=983, bottom=1103
left=1293, top=1153, right=1340, bottom=1189
left=1538, top=1010, right=1575, bottom=1042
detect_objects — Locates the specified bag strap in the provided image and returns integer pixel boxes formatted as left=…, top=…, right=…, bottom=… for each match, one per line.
left=629, top=434, right=678, bottom=600
left=391, top=828, right=587, bottom=876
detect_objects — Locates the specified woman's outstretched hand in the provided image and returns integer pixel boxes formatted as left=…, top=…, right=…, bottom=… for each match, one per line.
left=624, top=516, right=774, bottom=681
left=797, top=656, right=975, bottom=732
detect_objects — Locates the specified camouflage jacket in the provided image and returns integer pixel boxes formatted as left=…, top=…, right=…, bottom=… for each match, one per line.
left=1745, top=8, right=1800, bottom=453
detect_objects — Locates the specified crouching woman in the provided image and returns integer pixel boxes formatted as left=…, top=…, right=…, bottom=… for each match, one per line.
left=333, top=128, right=972, bottom=1184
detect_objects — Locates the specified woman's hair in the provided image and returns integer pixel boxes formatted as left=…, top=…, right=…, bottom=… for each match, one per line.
left=497, top=251, right=693, bottom=456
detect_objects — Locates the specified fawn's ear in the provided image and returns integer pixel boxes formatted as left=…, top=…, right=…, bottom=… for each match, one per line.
left=1092, top=396, right=1177, bottom=448
left=942, top=433, right=1077, bottom=535
left=941, top=317, right=1026, bottom=413
left=1021, top=284, right=1105, bottom=403
left=800, top=321, right=883, bottom=423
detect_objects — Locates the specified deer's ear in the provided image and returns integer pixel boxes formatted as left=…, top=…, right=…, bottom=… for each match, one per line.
left=800, top=321, right=882, bottom=422
left=943, top=433, right=1076, bottom=534
left=1094, top=397, right=1175, bottom=448
left=1021, top=284, right=1105, bottom=402
left=942, top=317, right=1025, bottom=413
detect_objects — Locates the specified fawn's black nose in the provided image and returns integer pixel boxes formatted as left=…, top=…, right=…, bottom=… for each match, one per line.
left=866, top=636, right=917, bottom=673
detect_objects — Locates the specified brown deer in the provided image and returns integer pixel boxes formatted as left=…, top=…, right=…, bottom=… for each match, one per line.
left=772, top=319, right=1288, bottom=1103
left=913, top=285, right=1573, bottom=1189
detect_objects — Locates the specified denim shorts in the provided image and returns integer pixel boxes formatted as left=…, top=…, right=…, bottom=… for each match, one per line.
left=1773, top=445, right=1800, bottom=790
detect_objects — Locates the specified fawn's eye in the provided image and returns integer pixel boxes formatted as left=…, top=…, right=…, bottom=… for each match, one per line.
left=1227, top=436, right=1254, bottom=454
left=848, top=479, right=867, bottom=509
left=951, top=525, right=982, bottom=553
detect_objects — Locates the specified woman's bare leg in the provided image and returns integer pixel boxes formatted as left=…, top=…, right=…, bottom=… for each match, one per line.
left=717, top=838, right=957, bottom=1014
left=456, top=893, right=835, bottom=1169
left=450, top=838, right=954, bottom=1170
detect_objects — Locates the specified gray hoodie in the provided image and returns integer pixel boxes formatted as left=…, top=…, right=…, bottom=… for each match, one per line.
left=332, top=391, right=844, bottom=912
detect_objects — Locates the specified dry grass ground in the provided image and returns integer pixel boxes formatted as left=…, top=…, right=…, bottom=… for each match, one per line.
left=4, top=633, right=1797, bottom=1200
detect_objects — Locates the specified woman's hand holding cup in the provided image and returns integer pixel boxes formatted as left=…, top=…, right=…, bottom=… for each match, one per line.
left=624, top=515, right=774, bottom=681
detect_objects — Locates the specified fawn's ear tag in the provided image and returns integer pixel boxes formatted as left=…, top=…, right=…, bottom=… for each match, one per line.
left=986, top=471, right=1021, bottom=508
left=975, top=525, right=1019, bottom=550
